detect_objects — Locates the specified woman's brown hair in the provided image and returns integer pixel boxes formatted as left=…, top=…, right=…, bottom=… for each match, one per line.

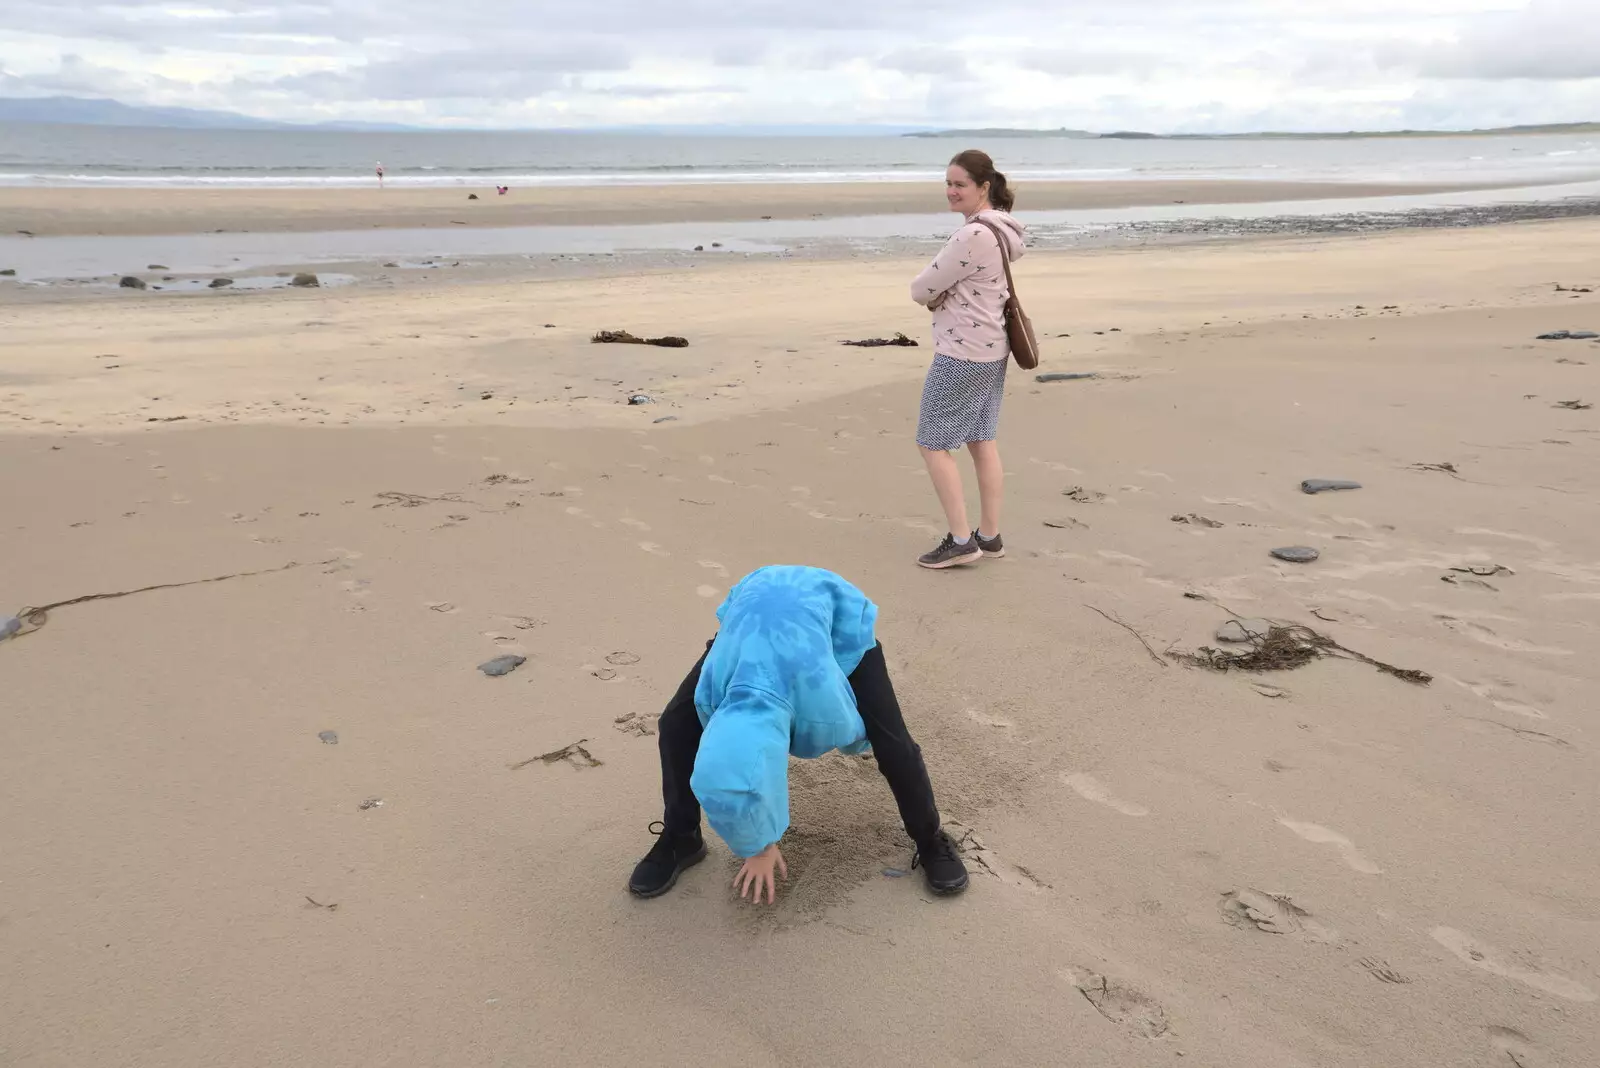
left=949, top=149, right=1013, bottom=212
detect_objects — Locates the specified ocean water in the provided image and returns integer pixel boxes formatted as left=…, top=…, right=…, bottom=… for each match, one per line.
left=2, top=122, right=1599, bottom=188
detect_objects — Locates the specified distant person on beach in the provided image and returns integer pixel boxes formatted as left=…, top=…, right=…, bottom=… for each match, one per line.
left=626, top=565, right=969, bottom=904
left=375, top=162, right=384, bottom=188
left=908, top=149, right=1026, bottom=570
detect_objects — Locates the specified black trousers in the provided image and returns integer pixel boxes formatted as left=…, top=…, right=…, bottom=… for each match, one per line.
left=658, top=640, right=942, bottom=847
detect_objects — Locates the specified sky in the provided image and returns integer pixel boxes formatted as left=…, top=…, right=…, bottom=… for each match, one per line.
left=0, top=1, right=1597, bottom=131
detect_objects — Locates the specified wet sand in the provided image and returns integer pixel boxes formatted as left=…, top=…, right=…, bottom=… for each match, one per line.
left=2, top=217, right=1598, bottom=1068
left=0, top=176, right=1545, bottom=237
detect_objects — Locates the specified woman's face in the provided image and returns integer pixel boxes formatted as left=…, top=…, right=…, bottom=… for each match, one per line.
left=945, top=164, right=990, bottom=215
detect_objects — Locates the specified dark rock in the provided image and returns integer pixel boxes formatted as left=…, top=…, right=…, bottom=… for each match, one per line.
left=628, top=394, right=654, bottom=405
left=0, top=269, right=16, bottom=277
left=1572, top=331, right=1599, bottom=339
left=1270, top=546, right=1320, bottom=563
left=480, top=392, right=494, bottom=400
left=468, top=193, right=479, bottom=200
left=147, top=264, right=169, bottom=270
left=209, top=277, right=234, bottom=288
left=318, top=730, right=339, bottom=744
left=1537, top=330, right=1598, bottom=340
left=653, top=416, right=678, bottom=423
left=1301, top=479, right=1362, bottom=494
left=290, top=273, right=320, bottom=288
left=382, top=261, right=400, bottom=268
left=478, top=654, right=527, bottom=677
left=119, top=276, right=147, bottom=290
left=1036, top=372, right=1098, bottom=382
left=711, top=242, right=723, bottom=248
left=693, top=245, right=704, bottom=251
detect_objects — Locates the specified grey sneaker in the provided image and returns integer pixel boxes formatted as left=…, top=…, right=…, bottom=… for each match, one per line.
left=973, top=531, right=1005, bottom=558
left=917, top=533, right=982, bottom=569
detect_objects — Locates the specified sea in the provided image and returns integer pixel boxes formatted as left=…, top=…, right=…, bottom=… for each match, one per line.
left=3, top=122, right=1600, bottom=189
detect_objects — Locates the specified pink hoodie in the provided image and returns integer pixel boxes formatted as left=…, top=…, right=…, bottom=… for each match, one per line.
left=910, top=209, right=1027, bottom=363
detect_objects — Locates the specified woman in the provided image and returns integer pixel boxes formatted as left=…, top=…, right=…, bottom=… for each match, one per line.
left=908, top=149, right=1025, bottom=570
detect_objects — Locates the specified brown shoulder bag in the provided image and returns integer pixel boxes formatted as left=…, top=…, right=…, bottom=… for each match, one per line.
left=975, top=219, right=1040, bottom=371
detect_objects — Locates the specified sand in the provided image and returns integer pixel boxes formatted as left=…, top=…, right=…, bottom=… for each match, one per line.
left=0, top=176, right=1542, bottom=236
left=3, top=215, right=1598, bottom=1068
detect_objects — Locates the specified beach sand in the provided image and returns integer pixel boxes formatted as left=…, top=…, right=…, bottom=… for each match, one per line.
left=2, top=217, right=1598, bottom=1067
left=0, top=176, right=1544, bottom=236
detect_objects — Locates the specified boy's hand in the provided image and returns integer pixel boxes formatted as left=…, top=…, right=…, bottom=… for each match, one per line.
left=927, top=291, right=950, bottom=311
left=734, top=844, right=787, bottom=905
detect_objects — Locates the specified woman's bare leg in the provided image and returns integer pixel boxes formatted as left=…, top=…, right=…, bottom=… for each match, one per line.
left=920, top=446, right=972, bottom=536
left=967, top=439, right=1004, bottom=539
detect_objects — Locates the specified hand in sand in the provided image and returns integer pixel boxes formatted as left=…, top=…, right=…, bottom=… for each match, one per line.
left=734, top=843, right=787, bottom=904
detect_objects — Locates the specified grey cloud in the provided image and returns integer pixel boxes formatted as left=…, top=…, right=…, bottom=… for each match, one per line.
left=1407, top=1, right=1600, bottom=81
left=261, top=41, right=634, bottom=101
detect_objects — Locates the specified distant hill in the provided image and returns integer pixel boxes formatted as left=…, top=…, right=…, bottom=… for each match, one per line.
left=906, top=127, right=1096, bottom=139
left=0, top=95, right=420, bottom=132
left=910, top=121, right=1600, bottom=140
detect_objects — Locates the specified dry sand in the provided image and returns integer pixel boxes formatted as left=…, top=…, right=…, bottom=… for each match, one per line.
left=2, top=218, right=1598, bottom=1068
left=0, top=176, right=1538, bottom=236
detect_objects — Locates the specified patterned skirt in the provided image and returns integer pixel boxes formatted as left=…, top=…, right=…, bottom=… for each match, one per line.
left=915, top=353, right=1008, bottom=451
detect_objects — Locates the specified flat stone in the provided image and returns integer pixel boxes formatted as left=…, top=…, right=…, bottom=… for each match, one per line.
left=1217, top=618, right=1274, bottom=642
left=147, top=264, right=169, bottom=270
left=478, top=654, right=527, bottom=677
left=318, top=730, right=339, bottom=744
left=209, top=277, right=234, bottom=288
left=1271, top=546, right=1321, bottom=563
left=1571, top=331, right=1599, bottom=340
left=653, top=416, right=678, bottom=423
left=1035, top=372, right=1099, bottom=382
left=1301, top=479, right=1361, bottom=494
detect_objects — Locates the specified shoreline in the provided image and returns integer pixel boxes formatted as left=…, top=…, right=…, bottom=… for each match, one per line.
left=0, top=176, right=1563, bottom=238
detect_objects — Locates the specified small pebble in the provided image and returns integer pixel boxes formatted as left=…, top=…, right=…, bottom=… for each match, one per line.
left=478, top=654, right=527, bottom=677
left=1270, top=546, right=1320, bottom=564
left=318, top=730, right=339, bottom=744
left=882, top=868, right=907, bottom=879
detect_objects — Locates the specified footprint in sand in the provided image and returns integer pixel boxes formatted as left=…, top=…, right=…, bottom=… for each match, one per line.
left=707, top=474, right=735, bottom=485
left=1061, top=773, right=1149, bottom=817
left=1437, top=616, right=1573, bottom=656
left=638, top=542, right=670, bottom=557
left=1220, top=889, right=1337, bottom=942
left=964, top=708, right=1013, bottom=728
left=1446, top=677, right=1550, bottom=720
left=1058, top=967, right=1171, bottom=1039
left=1096, top=550, right=1149, bottom=567
left=1432, top=927, right=1597, bottom=1002
left=620, top=517, right=652, bottom=532
left=945, top=824, right=1046, bottom=891
left=696, top=585, right=720, bottom=599
left=1487, top=1025, right=1545, bottom=1067
left=698, top=560, right=730, bottom=578
left=1277, top=818, right=1381, bottom=874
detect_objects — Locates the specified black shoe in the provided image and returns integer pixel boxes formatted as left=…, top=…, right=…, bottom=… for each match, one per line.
left=627, top=821, right=707, bottom=898
left=912, top=829, right=970, bottom=896
left=972, top=530, right=1005, bottom=558
left=917, top=533, right=982, bottom=570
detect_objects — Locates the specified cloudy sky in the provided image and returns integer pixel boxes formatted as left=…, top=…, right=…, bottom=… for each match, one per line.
left=0, top=0, right=1596, bottom=131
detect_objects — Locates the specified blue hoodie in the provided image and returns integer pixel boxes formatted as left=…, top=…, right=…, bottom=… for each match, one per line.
left=690, top=566, right=879, bottom=858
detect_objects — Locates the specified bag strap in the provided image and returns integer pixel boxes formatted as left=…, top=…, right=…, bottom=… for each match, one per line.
left=973, top=218, right=1019, bottom=300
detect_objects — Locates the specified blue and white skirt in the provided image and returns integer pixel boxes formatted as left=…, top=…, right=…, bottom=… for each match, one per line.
left=915, top=353, right=1008, bottom=451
